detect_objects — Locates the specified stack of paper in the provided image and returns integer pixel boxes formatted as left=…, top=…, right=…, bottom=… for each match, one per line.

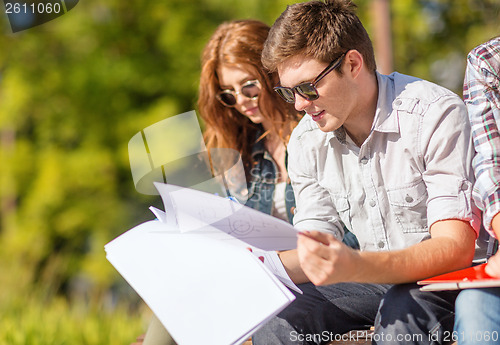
left=105, top=183, right=300, bottom=345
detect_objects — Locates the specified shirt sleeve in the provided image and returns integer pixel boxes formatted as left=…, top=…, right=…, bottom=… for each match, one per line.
left=287, top=126, right=344, bottom=240
left=464, top=47, right=500, bottom=237
left=418, top=91, right=480, bottom=236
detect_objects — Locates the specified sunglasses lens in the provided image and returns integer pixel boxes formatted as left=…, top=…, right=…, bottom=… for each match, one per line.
left=218, top=92, right=237, bottom=106
left=241, top=83, right=260, bottom=99
left=296, top=83, right=319, bottom=101
left=275, top=87, right=296, bottom=103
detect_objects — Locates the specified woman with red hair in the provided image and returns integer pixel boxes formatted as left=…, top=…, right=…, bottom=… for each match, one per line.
left=198, top=19, right=301, bottom=222
left=140, top=20, right=302, bottom=345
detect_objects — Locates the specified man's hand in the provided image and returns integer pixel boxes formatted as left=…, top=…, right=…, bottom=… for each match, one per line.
left=297, top=231, right=359, bottom=285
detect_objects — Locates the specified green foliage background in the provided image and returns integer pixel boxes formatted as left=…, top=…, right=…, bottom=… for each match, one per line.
left=0, top=0, right=498, bottom=343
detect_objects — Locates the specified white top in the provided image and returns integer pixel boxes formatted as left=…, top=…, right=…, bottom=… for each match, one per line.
left=287, top=72, right=480, bottom=252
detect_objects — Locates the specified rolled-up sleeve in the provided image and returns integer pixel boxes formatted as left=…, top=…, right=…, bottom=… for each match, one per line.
left=420, top=94, right=481, bottom=236
left=287, top=123, right=344, bottom=240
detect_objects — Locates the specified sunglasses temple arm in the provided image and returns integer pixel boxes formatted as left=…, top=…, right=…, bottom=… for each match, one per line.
left=313, top=53, right=345, bottom=85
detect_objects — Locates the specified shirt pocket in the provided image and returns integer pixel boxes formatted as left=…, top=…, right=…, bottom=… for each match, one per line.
left=387, top=179, right=428, bottom=233
left=330, top=194, right=352, bottom=231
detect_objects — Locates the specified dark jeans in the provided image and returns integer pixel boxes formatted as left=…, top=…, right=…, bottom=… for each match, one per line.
left=252, top=283, right=459, bottom=345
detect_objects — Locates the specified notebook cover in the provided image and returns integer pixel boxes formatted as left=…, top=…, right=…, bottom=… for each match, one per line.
left=418, top=263, right=499, bottom=285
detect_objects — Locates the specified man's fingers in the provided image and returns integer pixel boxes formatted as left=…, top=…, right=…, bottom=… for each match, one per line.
left=298, top=233, right=331, bottom=259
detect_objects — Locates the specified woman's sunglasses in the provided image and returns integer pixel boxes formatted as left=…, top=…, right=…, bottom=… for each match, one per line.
left=216, top=80, right=260, bottom=107
left=274, top=52, right=347, bottom=103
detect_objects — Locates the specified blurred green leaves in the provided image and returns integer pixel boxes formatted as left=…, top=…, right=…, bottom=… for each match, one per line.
left=0, top=0, right=311, bottom=308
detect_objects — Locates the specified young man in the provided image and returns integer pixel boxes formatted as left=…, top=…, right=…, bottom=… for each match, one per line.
left=253, top=1, right=479, bottom=344
left=454, top=36, right=500, bottom=345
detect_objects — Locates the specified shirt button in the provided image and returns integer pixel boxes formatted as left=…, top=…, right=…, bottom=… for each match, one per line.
left=405, top=195, right=413, bottom=203
left=461, top=182, right=468, bottom=191
left=360, top=157, right=368, bottom=164
left=378, top=241, right=385, bottom=248
left=394, top=99, right=402, bottom=107
left=369, top=200, right=376, bottom=207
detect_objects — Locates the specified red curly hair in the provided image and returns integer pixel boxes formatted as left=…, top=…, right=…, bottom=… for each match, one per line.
left=197, top=19, right=301, bottom=176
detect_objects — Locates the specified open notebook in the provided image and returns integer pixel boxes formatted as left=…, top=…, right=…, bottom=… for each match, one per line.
left=418, top=263, right=500, bottom=291
left=105, top=183, right=300, bottom=345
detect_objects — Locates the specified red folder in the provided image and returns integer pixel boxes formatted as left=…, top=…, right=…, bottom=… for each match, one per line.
left=417, top=263, right=500, bottom=291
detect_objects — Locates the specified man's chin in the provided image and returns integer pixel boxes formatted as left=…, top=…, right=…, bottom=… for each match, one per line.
left=315, top=119, right=338, bottom=133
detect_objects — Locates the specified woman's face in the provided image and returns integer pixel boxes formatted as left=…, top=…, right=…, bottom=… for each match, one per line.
left=217, top=65, right=265, bottom=124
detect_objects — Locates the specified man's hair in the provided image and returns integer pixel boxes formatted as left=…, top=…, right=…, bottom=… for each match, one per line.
left=262, top=0, right=376, bottom=73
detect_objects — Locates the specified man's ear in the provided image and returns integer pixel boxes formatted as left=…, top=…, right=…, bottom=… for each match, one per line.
left=344, top=50, right=364, bottom=79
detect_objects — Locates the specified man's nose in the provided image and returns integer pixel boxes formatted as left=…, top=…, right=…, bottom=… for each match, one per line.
left=294, top=94, right=312, bottom=112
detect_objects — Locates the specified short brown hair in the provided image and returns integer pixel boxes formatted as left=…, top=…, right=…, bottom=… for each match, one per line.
left=262, top=0, right=376, bottom=73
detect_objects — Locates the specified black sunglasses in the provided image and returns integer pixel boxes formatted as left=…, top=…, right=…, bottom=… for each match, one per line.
left=274, top=52, right=347, bottom=103
left=216, top=80, right=261, bottom=107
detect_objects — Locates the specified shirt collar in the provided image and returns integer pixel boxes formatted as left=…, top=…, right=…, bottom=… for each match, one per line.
left=329, top=72, right=400, bottom=146
left=330, top=127, right=346, bottom=145
left=251, top=129, right=266, bottom=156
left=372, top=72, right=400, bottom=134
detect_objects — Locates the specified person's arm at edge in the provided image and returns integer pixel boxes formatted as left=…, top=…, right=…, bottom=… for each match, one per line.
left=465, top=50, right=500, bottom=239
left=297, top=219, right=476, bottom=286
left=464, top=41, right=500, bottom=277
left=486, top=214, right=500, bottom=277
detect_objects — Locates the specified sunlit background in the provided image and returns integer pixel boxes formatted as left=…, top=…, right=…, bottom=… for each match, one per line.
left=0, top=0, right=498, bottom=344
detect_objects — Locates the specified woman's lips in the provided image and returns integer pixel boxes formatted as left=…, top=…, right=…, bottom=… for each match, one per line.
left=244, top=107, right=259, bottom=115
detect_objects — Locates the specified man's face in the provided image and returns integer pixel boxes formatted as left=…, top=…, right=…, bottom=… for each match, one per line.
left=277, top=54, right=356, bottom=133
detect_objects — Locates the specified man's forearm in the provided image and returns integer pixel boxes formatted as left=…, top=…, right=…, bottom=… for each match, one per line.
left=351, top=220, right=476, bottom=284
left=297, top=220, right=476, bottom=286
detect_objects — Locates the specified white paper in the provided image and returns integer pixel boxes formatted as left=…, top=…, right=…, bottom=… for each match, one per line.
left=250, top=249, right=302, bottom=294
left=149, top=206, right=167, bottom=223
left=105, top=220, right=295, bottom=345
left=154, top=182, right=299, bottom=251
